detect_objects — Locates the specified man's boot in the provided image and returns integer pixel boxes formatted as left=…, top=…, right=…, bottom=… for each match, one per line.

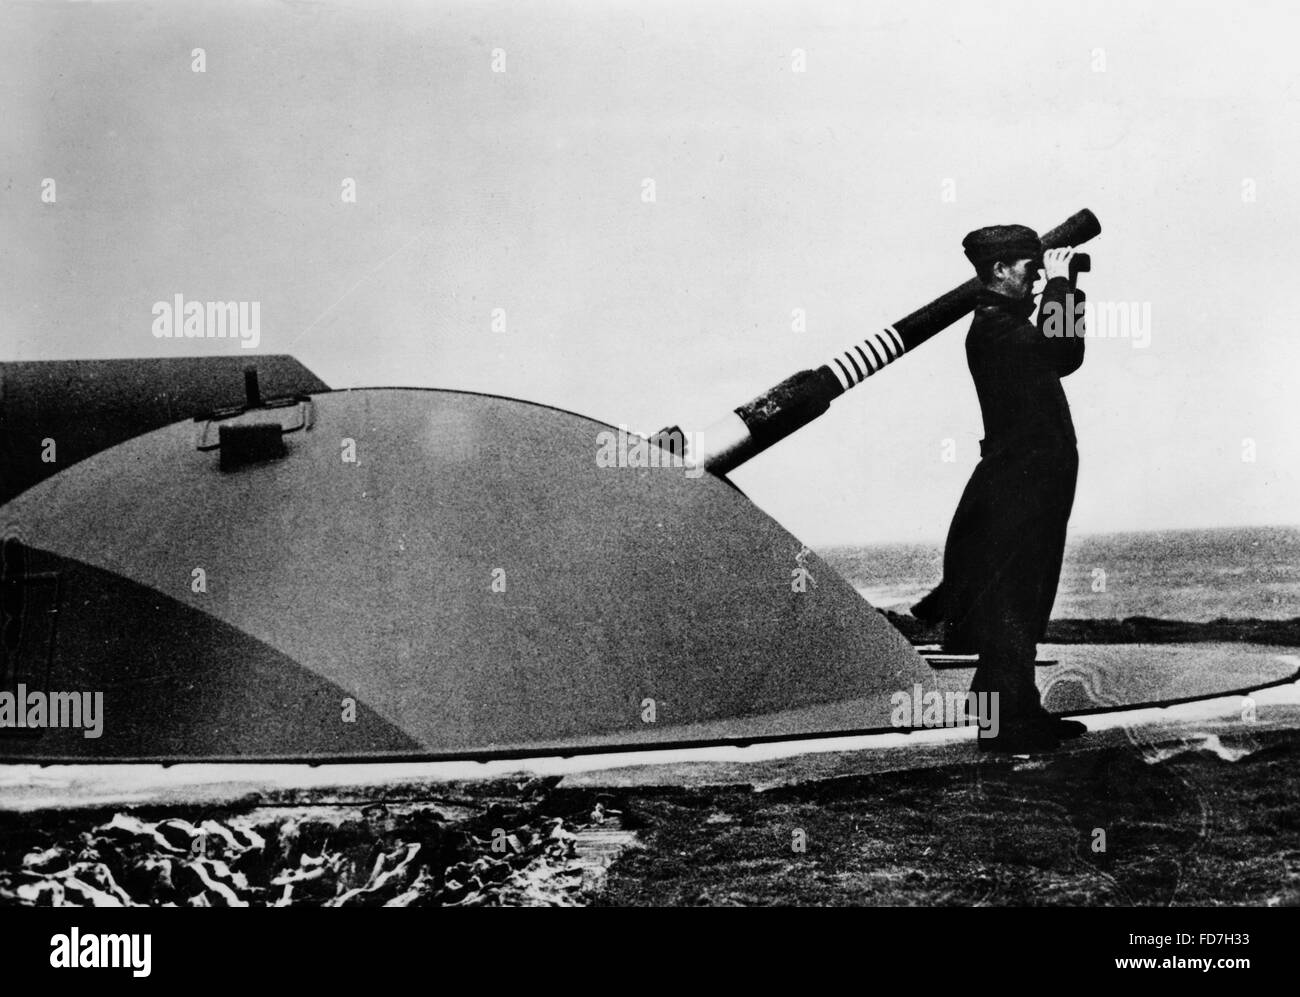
left=978, top=718, right=1060, bottom=754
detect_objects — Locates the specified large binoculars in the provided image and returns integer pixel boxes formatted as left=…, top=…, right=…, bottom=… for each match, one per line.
left=1038, top=251, right=1089, bottom=277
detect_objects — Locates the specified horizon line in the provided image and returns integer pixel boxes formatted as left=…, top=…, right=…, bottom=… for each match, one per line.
left=812, top=522, right=1300, bottom=550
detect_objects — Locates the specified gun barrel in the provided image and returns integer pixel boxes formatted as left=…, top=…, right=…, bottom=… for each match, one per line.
left=681, top=208, right=1100, bottom=475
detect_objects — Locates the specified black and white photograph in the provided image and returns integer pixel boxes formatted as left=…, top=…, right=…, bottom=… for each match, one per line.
left=0, top=0, right=1295, bottom=964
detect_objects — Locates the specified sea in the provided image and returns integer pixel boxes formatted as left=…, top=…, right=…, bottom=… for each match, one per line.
left=821, top=525, right=1300, bottom=622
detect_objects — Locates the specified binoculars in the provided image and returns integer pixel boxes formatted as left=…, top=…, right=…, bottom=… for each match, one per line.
left=1035, top=252, right=1089, bottom=280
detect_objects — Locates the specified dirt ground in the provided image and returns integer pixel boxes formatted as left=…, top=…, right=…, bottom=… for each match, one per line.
left=4, top=717, right=1298, bottom=906
left=594, top=727, right=1300, bottom=906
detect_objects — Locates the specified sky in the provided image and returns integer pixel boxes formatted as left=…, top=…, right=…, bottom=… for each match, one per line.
left=3, top=0, right=1297, bottom=545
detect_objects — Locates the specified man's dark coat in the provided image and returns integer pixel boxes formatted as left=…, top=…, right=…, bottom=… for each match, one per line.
left=912, top=276, right=1085, bottom=716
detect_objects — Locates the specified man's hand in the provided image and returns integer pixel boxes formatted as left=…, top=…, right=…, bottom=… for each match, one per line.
left=1043, top=246, right=1076, bottom=281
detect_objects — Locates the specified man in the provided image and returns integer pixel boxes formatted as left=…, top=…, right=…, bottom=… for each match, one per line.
left=912, top=224, right=1088, bottom=753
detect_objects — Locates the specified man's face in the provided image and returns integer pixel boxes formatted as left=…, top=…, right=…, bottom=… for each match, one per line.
left=993, top=257, right=1041, bottom=299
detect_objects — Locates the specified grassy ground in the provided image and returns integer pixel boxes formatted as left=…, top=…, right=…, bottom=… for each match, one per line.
left=593, top=729, right=1300, bottom=906
left=3, top=724, right=1298, bottom=906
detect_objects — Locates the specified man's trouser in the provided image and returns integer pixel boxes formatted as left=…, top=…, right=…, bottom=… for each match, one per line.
left=944, top=444, right=1079, bottom=724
